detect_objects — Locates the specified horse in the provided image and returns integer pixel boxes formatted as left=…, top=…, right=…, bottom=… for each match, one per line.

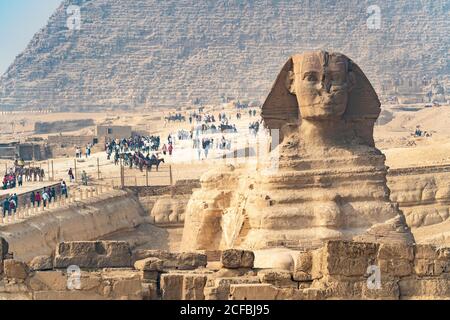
left=147, top=158, right=165, bottom=171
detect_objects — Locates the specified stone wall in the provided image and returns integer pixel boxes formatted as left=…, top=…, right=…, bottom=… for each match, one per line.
left=34, top=119, right=95, bottom=134
left=1, top=239, right=448, bottom=300
left=388, top=165, right=450, bottom=245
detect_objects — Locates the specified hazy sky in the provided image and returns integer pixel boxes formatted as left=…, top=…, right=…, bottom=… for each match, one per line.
left=0, top=0, right=62, bottom=75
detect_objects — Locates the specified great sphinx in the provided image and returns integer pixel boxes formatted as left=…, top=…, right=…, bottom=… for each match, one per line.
left=182, top=51, right=414, bottom=255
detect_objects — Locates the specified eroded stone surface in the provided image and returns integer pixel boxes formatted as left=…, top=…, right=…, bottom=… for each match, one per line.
left=182, top=51, right=414, bottom=256
left=54, top=241, right=132, bottom=269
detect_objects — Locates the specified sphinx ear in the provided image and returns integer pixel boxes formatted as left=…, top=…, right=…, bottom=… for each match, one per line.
left=348, top=71, right=356, bottom=92
left=261, top=56, right=299, bottom=143
left=286, top=70, right=296, bottom=94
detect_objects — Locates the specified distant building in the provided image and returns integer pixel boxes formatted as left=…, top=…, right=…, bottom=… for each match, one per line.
left=0, top=141, right=46, bottom=160
left=95, top=125, right=132, bottom=141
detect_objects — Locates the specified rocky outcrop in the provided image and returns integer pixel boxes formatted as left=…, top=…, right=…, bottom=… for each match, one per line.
left=0, top=0, right=448, bottom=110
left=54, top=241, right=132, bottom=269
left=388, top=165, right=450, bottom=245
left=0, top=190, right=145, bottom=262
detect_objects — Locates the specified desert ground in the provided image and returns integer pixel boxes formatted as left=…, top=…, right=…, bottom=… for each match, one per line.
left=2, top=103, right=450, bottom=180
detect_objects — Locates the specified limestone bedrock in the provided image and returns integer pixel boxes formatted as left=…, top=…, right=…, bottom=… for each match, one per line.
left=182, top=51, right=414, bottom=260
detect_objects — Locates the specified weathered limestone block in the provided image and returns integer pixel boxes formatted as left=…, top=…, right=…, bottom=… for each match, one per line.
left=311, top=276, right=365, bottom=299
left=221, top=249, right=255, bottom=269
left=100, top=269, right=143, bottom=300
left=28, top=271, right=68, bottom=291
left=160, top=274, right=184, bottom=300
left=160, top=273, right=207, bottom=300
left=0, top=280, right=32, bottom=299
left=414, top=244, right=449, bottom=276
left=399, top=277, right=450, bottom=299
left=142, top=282, right=160, bottom=300
left=112, top=278, right=143, bottom=300
left=0, top=237, right=8, bottom=260
left=29, top=255, right=53, bottom=271
left=322, top=241, right=379, bottom=277
left=293, top=251, right=312, bottom=281
left=133, top=250, right=207, bottom=270
left=183, top=274, right=207, bottom=300
left=3, top=260, right=29, bottom=280
left=258, top=269, right=297, bottom=288
left=214, top=268, right=257, bottom=278
left=361, top=280, right=400, bottom=300
left=276, top=287, right=325, bottom=300
left=54, top=241, right=132, bottom=269
left=377, top=243, right=414, bottom=277
left=0, top=237, right=9, bottom=274
left=134, top=258, right=163, bottom=272
left=204, top=276, right=261, bottom=300
left=229, top=284, right=278, bottom=300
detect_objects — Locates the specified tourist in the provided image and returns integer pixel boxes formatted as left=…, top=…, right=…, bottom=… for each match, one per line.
left=11, top=193, right=18, bottom=211
left=42, top=190, right=49, bottom=208
left=61, top=181, right=68, bottom=198
left=68, top=168, right=75, bottom=182
left=51, top=187, right=56, bottom=202
left=162, top=144, right=167, bottom=155
left=9, top=197, right=16, bottom=214
left=81, top=170, right=88, bottom=186
left=2, top=198, right=10, bottom=217
left=168, top=143, right=173, bottom=156
left=35, top=192, right=42, bottom=207
left=30, top=191, right=36, bottom=207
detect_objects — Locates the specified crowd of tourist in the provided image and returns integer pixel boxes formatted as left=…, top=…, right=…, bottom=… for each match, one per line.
left=2, top=164, right=45, bottom=190
left=1, top=180, right=69, bottom=218
left=249, top=121, right=261, bottom=136
left=104, top=135, right=168, bottom=171
left=75, top=143, right=93, bottom=158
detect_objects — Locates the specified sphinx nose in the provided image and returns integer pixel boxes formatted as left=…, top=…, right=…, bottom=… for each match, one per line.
left=321, top=75, right=332, bottom=93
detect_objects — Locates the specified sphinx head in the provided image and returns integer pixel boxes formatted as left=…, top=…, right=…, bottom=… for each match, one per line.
left=287, top=51, right=355, bottom=120
left=262, top=50, right=381, bottom=145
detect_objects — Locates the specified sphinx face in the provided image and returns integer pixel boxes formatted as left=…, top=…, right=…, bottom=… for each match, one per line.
left=293, top=52, right=351, bottom=120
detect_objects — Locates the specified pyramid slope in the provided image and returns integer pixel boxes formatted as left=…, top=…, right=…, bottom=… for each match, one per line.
left=0, top=0, right=448, bottom=110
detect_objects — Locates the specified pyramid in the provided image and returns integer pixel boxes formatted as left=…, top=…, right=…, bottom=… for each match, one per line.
left=0, top=0, right=448, bottom=110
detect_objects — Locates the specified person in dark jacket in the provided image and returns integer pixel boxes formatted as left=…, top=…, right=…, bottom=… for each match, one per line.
left=2, top=198, right=10, bottom=217
left=30, top=191, right=36, bottom=207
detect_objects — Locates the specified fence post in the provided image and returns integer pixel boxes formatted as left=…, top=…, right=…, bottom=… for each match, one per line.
left=51, top=160, right=54, bottom=181
left=74, top=159, right=78, bottom=182
left=97, top=158, right=100, bottom=180
left=120, top=163, right=125, bottom=189
left=169, top=165, right=174, bottom=198
left=146, top=168, right=149, bottom=186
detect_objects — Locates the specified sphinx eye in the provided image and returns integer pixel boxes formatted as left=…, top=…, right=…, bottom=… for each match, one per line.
left=304, top=73, right=318, bottom=82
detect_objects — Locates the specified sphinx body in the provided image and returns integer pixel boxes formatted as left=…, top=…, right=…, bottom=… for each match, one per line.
left=182, top=51, right=414, bottom=253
